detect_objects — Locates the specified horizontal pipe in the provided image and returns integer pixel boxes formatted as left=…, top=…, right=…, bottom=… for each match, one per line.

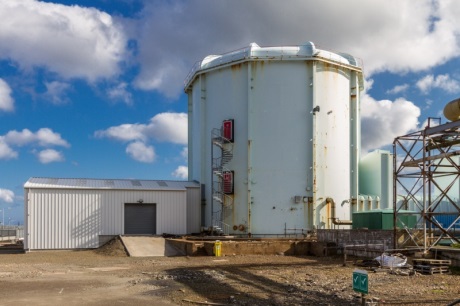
left=328, top=197, right=353, bottom=226
left=331, top=218, right=353, bottom=225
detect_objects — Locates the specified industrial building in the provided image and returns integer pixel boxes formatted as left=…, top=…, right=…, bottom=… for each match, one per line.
left=23, top=42, right=398, bottom=250
left=24, top=178, right=200, bottom=250
left=184, top=42, right=391, bottom=235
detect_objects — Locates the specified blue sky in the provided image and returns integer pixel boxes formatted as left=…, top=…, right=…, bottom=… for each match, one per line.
left=1, top=0, right=460, bottom=225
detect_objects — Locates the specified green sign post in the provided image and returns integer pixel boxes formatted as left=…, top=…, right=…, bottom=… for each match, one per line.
left=352, top=269, right=368, bottom=294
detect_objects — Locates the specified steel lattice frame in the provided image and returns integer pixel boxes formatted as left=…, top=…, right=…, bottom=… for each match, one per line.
left=393, top=119, right=460, bottom=252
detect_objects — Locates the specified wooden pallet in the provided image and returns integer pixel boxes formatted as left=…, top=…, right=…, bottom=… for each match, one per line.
left=412, top=259, right=451, bottom=266
left=414, top=264, right=450, bottom=275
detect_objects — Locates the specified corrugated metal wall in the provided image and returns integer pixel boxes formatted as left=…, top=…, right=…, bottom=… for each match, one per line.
left=25, top=188, right=189, bottom=250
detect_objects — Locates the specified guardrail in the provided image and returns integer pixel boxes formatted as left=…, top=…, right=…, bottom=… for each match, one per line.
left=0, top=226, right=24, bottom=241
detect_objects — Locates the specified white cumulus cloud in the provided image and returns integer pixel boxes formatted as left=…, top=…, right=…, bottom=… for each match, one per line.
left=36, top=149, right=65, bottom=164
left=95, top=112, right=187, bottom=163
left=361, top=95, right=421, bottom=152
left=0, top=140, right=18, bottom=160
left=416, top=74, right=460, bottom=94
left=0, top=78, right=14, bottom=112
left=172, top=166, right=188, bottom=180
left=386, top=84, right=409, bottom=95
left=0, top=128, right=69, bottom=161
left=0, top=0, right=127, bottom=81
left=126, top=141, right=155, bottom=163
left=132, top=0, right=460, bottom=99
left=0, top=189, right=14, bottom=203
left=145, top=113, right=188, bottom=145
left=95, top=112, right=187, bottom=145
left=94, top=123, right=146, bottom=142
left=107, top=82, right=133, bottom=105
left=43, top=81, right=71, bottom=105
left=4, top=128, right=70, bottom=147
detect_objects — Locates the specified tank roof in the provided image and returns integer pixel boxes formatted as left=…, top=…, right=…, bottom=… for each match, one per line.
left=184, top=42, right=363, bottom=90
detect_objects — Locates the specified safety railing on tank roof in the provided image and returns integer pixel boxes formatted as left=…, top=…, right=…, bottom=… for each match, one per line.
left=184, top=43, right=364, bottom=87
left=184, top=44, right=255, bottom=87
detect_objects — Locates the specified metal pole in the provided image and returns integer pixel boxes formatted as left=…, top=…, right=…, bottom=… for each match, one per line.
left=211, top=132, right=214, bottom=232
left=423, top=131, right=427, bottom=253
left=361, top=293, right=366, bottom=306
left=393, top=141, right=397, bottom=250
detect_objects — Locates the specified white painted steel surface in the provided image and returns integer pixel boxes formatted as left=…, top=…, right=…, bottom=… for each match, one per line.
left=185, top=42, right=364, bottom=234
left=359, top=150, right=393, bottom=209
left=24, top=178, right=199, bottom=250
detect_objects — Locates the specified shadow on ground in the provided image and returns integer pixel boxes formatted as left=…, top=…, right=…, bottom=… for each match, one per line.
left=143, top=258, right=357, bottom=305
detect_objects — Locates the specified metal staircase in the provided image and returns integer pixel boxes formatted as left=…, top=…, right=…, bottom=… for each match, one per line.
left=211, top=128, right=234, bottom=235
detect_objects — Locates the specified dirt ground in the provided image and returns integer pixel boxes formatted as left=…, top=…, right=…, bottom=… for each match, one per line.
left=0, top=239, right=459, bottom=306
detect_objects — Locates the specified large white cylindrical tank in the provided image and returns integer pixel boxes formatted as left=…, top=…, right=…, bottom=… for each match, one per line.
left=185, top=42, right=364, bottom=235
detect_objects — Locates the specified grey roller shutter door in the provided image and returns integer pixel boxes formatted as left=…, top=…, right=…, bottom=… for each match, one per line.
left=124, top=204, right=156, bottom=234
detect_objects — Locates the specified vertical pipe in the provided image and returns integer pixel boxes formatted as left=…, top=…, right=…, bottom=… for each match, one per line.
left=210, top=135, right=214, bottom=231
left=187, top=93, right=193, bottom=180
left=247, top=61, right=253, bottom=235
left=423, top=131, right=427, bottom=252
left=350, top=70, right=360, bottom=209
left=311, top=61, right=317, bottom=228
left=393, top=141, right=397, bottom=249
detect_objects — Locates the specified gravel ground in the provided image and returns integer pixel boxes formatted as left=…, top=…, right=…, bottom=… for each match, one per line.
left=0, top=239, right=459, bottom=306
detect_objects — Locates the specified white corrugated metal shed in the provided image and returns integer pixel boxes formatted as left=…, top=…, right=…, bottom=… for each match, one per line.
left=24, top=177, right=201, bottom=251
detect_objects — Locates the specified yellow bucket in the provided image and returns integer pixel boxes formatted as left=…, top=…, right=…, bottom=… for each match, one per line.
left=213, top=240, right=222, bottom=257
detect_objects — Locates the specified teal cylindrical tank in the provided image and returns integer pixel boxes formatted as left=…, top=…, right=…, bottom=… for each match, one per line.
left=352, top=209, right=416, bottom=229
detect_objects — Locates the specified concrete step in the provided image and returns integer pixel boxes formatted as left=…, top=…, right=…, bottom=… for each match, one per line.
left=120, top=235, right=186, bottom=257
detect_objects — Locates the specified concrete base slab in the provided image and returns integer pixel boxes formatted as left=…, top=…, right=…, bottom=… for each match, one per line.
left=120, top=236, right=185, bottom=257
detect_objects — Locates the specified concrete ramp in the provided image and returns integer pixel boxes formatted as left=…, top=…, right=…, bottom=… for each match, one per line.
left=120, top=236, right=185, bottom=257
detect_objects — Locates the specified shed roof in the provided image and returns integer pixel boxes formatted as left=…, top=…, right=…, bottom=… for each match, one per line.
left=24, top=177, right=199, bottom=191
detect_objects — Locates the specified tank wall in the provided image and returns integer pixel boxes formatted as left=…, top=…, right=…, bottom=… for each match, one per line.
left=250, top=61, right=313, bottom=233
left=205, top=64, right=249, bottom=228
left=188, top=78, right=203, bottom=183
left=188, top=64, right=249, bottom=228
left=359, top=150, right=393, bottom=209
left=189, top=59, right=361, bottom=234
left=313, top=62, right=354, bottom=227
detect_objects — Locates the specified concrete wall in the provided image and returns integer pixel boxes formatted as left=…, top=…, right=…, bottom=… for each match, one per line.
left=167, top=238, right=331, bottom=257
left=317, top=229, right=394, bottom=248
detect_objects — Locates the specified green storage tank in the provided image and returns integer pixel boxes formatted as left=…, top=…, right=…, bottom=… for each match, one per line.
left=352, top=209, right=417, bottom=229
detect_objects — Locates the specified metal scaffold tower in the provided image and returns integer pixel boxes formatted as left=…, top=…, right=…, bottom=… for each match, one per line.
left=393, top=118, right=460, bottom=252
